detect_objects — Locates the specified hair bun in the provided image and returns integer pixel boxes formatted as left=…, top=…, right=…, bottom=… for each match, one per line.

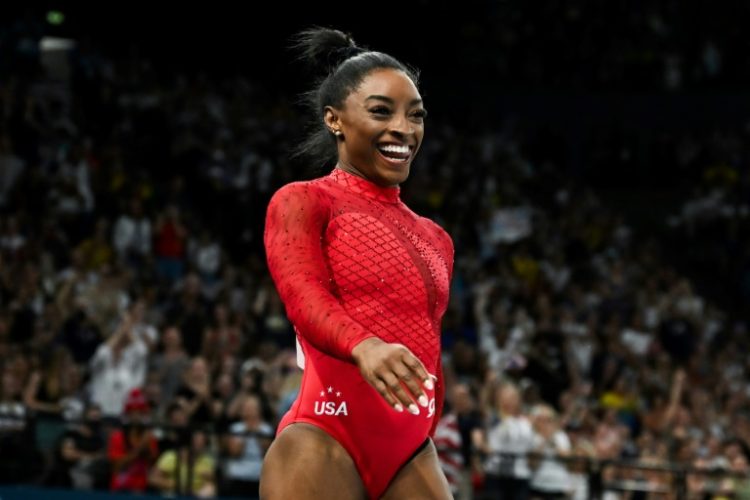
left=292, top=27, right=365, bottom=75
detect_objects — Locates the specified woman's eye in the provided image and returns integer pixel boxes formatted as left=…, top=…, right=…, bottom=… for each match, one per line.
left=411, top=109, right=427, bottom=119
left=369, top=107, right=391, bottom=115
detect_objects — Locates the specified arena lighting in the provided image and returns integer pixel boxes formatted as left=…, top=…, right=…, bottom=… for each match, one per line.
left=40, top=36, right=76, bottom=51
left=46, top=10, right=65, bottom=26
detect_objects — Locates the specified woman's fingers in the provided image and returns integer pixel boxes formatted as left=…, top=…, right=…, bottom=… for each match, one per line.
left=380, top=372, right=420, bottom=415
left=401, top=352, right=434, bottom=390
left=355, top=340, right=434, bottom=414
left=391, top=361, right=429, bottom=409
left=373, top=378, right=403, bottom=412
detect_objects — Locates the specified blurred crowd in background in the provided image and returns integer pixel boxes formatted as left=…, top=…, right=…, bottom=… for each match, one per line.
left=0, top=4, right=749, bottom=499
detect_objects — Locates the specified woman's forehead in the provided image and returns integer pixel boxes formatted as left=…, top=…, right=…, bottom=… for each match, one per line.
left=350, top=68, right=420, bottom=101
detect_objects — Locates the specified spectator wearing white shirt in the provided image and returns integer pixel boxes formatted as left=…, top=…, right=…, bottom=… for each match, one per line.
left=112, top=198, right=152, bottom=267
left=220, top=395, right=273, bottom=500
left=89, top=312, right=148, bottom=417
left=480, top=381, right=535, bottom=500
left=529, top=404, right=572, bottom=498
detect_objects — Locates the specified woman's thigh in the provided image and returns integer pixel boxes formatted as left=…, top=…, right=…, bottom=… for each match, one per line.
left=259, top=423, right=366, bottom=500
left=380, top=440, right=453, bottom=500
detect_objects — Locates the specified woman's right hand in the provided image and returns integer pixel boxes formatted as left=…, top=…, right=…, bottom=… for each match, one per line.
left=351, top=337, right=434, bottom=415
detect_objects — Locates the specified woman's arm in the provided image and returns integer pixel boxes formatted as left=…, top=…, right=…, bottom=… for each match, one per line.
left=264, top=183, right=376, bottom=361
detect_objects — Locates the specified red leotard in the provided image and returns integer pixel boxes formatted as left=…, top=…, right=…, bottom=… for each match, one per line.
left=264, top=168, right=454, bottom=498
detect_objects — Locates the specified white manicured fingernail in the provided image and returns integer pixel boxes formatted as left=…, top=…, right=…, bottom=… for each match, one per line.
left=424, top=379, right=434, bottom=391
left=394, top=404, right=404, bottom=413
left=408, top=404, right=420, bottom=415
left=418, top=395, right=428, bottom=407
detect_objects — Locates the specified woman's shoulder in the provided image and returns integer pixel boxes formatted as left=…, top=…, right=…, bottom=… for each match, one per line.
left=271, top=171, right=336, bottom=195
left=267, top=176, right=333, bottom=209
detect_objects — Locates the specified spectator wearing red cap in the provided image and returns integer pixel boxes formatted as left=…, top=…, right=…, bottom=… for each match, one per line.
left=107, top=388, right=158, bottom=492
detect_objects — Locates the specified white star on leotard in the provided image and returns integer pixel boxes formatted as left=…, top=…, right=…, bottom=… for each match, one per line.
left=327, top=386, right=333, bottom=393
left=336, top=392, right=341, bottom=397
left=320, top=391, right=325, bottom=397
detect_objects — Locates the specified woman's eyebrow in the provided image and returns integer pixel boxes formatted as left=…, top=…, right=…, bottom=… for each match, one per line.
left=365, top=95, right=424, bottom=106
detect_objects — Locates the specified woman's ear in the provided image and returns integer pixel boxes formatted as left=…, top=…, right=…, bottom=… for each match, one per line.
left=324, top=107, right=342, bottom=137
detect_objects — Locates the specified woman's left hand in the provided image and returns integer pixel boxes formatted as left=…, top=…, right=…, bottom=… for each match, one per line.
left=352, top=337, right=434, bottom=415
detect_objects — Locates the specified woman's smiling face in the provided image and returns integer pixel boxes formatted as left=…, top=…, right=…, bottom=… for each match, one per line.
left=325, top=68, right=426, bottom=187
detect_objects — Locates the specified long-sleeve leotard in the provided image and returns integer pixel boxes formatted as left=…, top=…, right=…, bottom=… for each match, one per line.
left=264, top=168, right=454, bottom=498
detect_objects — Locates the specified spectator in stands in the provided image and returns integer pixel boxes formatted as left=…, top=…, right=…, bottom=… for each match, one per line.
left=107, top=388, right=159, bottom=492
left=151, top=325, right=190, bottom=405
left=155, top=401, right=189, bottom=453
left=434, top=394, right=465, bottom=498
left=48, top=402, right=108, bottom=490
left=112, top=197, right=152, bottom=268
left=191, top=228, right=222, bottom=285
left=479, top=381, right=535, bottom=500
left=89, top=312, right=148, bottom=417
left=23, top=345, right=71, bottom=418
left=75, top=217, right=113, bottom=272
left=129, top=298, right=159, bottom=353
left=149, top=428, right=216, bottom=497
left=202, top=302, right=242, bottom=368
left=165, top=272, right=208, bottom=357
left=175, top=356, right=214, bottom=427
left=154, top=205, right=188, bottom=285
left=478, top=382, right=534, bottom=500
left=220, top=394, right=273, bottom=499
left=447, top=382, right=484, bottom=498
left=0, top=365, right=42, bottom=483
left=529, top=404, right=572, bottom=498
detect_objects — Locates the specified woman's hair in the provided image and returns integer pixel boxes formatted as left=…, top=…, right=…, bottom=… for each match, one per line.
left=291, top=27, right=420, bottom=168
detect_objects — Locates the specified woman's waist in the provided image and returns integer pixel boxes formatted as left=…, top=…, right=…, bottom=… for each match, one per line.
left=294, top=346, right=438, bottom=421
